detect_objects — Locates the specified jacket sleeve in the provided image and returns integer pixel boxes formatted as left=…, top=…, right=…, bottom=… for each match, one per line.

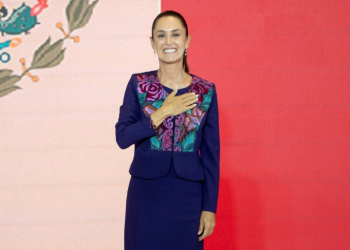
left=200, top=83, right=220, bottom=213
left=115, top=74, right=157, bottom=149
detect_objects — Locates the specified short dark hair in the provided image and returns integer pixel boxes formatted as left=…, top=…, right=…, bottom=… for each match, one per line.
left=151, top=10, right=190, bottom=73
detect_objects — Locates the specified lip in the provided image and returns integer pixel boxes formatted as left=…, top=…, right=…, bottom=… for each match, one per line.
left=163, top=48, right=177, bottom=53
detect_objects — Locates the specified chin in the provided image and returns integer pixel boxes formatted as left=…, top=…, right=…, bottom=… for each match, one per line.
left=159, top=56, right=182, bottom=64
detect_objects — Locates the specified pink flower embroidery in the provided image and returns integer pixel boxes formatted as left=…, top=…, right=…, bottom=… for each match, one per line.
left=143, top=104, right=157, bottom=115
left=137, top=75, right=163, bottom=102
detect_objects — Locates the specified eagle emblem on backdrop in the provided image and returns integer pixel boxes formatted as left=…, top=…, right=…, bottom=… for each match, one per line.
left=0, top=0, right=99, bottom=98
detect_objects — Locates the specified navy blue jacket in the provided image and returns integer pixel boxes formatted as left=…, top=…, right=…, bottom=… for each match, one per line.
left=115, top=70, right=220, bottom=213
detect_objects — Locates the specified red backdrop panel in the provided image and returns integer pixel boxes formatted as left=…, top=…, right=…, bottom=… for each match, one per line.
left=162, top=1, right=350, bottom=249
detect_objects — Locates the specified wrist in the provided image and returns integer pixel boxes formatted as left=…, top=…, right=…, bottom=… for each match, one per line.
left=149, top=106, right=170, bottom=130
left=158, top=106, right=170, bottom=119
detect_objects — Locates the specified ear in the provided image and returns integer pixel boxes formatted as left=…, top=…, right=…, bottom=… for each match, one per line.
left=186, top=34, right=191, bottom=49
left=150, top=36, right=155, bottom=50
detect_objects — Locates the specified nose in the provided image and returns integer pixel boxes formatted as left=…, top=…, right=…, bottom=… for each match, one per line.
left=165, top=34, right=172, bottom=45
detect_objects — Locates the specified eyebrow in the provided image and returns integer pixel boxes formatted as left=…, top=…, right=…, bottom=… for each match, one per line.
left=156, top=29, right=181, bottom=33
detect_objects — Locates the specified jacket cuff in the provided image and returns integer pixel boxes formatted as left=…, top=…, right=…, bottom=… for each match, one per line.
left=141, top=115, right=158, bottom=137
left=202, top=196, right=218, bottom=213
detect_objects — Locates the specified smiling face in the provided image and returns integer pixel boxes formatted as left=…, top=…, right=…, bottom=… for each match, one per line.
left=150, top=15, right=190, bottom=65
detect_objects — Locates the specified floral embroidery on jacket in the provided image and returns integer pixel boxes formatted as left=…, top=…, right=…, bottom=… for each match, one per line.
left=136, top=72, right=213, bottom=152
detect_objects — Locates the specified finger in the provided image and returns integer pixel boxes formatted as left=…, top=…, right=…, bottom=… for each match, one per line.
left=203, top=226, right=212, bottom=239
left=182, top=93, right=198, bottom=100
left=182, top=95, right=198, bottom=103
left=184, top=92, right=196, bottom=96
left=199, top=223, right=215, bottom=240
left=182, top=96, right=198, bottom=103
left=179, top=93, right=196, bottom=101
left=186, top=99, right=198, bottom=108
left=210, top=223, right=216, bottom=234
left=198, top=221, right=204, bottom=236
left=170, top=87, right=178, bottom=95
left=198, top=226, right=208, bottom=241
left=181, top=103, right=196, bottom=113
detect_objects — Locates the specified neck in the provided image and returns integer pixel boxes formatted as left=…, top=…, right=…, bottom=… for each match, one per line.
left=157, top=60, right=187, bottom=87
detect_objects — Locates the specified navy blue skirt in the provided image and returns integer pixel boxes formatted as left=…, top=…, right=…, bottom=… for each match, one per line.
left=124, top=157, right=204, bottom=250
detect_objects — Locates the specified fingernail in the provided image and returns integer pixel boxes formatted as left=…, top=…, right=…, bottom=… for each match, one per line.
left=198, top=231, right=201, bottom=235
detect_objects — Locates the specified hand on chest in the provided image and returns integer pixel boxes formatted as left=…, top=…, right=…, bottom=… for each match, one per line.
left=136, top=73, right=214, bottom=152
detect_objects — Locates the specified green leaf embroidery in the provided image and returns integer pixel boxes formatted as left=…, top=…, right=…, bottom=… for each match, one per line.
left=200, top=88, right=213, bottom=111
left=32, top=37, right=51, bottom=66
left=181, top=130, right=197, bottom=152
left=150, top=136, right=162, bottom=150
left=185, top=109, right=191, bottom=115
left=66, top=0, right=89, bottom=32
left=0, top=75, right=21, bottom=89
left=152, top=99, right=164, bottom=109
left=0, top=69, right=13, bottom=79
left=31, top=39, right=65, bottom=69
left=0, top=86, right=21, bottom=98
left=44, top=49, right=66, bottom=68
left=138, top=92, right=147, bottom=107
left=66, top=0, right=98, bottom=32
left=176, top=140, right=184, bottom=151
left=76, top=0, right=99, bottom=30
left=0, top=74, right=21, bottom=98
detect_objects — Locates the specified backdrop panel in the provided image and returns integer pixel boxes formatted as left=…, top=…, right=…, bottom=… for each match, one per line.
left=162, top=0, right=350, bottom=249
left=0, top=0, right=158, bottom=249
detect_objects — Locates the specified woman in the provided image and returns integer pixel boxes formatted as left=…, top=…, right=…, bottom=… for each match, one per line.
left=116, top=10, right=220, bottom=250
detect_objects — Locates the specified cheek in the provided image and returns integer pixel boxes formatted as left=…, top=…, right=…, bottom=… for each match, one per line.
left=175, top=37, right=186, bottom=46
left=155, top=39, right=164, bottom=47
left=174, top=40, right=184, bottom=47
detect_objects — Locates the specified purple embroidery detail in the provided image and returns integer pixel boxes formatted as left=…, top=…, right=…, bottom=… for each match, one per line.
left=136, top=72, right=213, bottom=152
left=137, top=74, right=163, bottom=102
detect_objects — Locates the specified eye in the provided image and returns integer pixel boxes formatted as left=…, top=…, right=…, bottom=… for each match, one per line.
left=158, top=34, right=165, bottom=38
left=173, top=33, right=180, bottom=37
